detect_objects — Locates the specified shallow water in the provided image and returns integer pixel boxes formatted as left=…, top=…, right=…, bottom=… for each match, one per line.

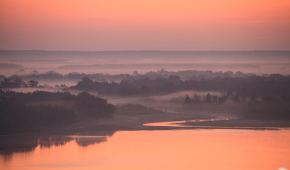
left=1, top=129, right=290, bottom=170
left=144, top=117, right=231, bottom=127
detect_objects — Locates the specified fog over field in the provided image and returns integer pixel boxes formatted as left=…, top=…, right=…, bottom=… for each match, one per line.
left=1, top=0, right=290, bottom=168
left=1, top=51, right=290, bottom=170
left=1, top=51, right=290, bottom=77
left=1, top=49, right=290, bottom=121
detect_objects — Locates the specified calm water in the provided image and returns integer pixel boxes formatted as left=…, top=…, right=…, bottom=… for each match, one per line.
left=1, top=129, right=290, bottom=170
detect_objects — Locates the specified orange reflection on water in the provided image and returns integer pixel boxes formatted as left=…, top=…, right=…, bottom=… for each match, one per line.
left=1, top=129, right=290, bottom=170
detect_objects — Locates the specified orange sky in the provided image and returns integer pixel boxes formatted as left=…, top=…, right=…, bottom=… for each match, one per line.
left=0, top=0, right=290, bottom=50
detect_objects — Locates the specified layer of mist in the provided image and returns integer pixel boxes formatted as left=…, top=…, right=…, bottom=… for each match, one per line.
left=1, top=51, right=290, bottom=77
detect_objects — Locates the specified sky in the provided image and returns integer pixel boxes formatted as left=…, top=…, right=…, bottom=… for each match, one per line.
left=0, top=0, right=290, bottom=51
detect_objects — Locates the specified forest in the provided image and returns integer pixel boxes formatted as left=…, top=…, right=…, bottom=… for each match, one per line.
left=1, top=70, right=290, bottom=133
left=182, top=92, right=290, bottom=120
left=2, top=70, right=289, bottom=98
left=70, top=74, right=290, bottom=97
left=1, top=69, right=254, bottom=84
left=0, top=90, right=115, bottom=133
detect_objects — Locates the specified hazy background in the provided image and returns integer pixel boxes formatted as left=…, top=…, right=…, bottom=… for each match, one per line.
left=1, top=51, right=290, bottom=77
left=1, top=1, right=289, bottom=77
left=1, top=0, right=290, bottom=51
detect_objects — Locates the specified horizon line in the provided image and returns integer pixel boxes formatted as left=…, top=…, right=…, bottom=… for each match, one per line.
left=1, top=50, right=290, bottom=52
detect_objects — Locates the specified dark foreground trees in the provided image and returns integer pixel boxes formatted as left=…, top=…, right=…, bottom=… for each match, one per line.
left=0, top=97, right=76, bottom=133
left=0, top=91, right=116, bottom=133
left=74, top=92, right=116, bottom=118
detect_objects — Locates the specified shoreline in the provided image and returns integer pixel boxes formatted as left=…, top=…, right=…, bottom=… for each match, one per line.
left=2, top=113, right=290, bottom=137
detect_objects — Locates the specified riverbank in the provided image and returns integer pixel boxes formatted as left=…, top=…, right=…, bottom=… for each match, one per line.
left=1, top=111, right=290, bottom=137
left=35, top=112, right=290, bottom=134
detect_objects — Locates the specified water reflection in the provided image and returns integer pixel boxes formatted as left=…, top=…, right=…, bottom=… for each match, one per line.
left=0, top=131, right=115, bottom=160
left=73, top=136, right=108, bottom=147
left=1, top=129, right=290, bottom=170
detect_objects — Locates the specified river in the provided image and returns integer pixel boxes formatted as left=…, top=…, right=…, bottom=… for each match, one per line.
left=1, top=128, right=290, bottom=170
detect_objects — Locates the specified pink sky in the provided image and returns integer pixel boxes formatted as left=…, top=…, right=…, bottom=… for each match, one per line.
left=0, top=0, right=290, bottom=50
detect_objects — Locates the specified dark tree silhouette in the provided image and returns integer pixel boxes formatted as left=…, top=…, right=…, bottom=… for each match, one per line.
left=28, top=80, right=39, bottom=88
left=184, top=95, right=191, bottom=103
left=205, top=93, right=212, bottom=103
left=0, top=90, right=116, bottom=133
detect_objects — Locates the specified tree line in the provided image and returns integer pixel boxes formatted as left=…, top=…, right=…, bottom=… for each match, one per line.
left=183, top=92, right=290, bottom=120
left=0, top=90, right=116, bottom=133
left=0, top=78, right=39, bottom=88
left=4, top=69, right=253, bottom=82
left=70, top=74, right=290, bottom=97
left=0, top=77, right=68, bottom=89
